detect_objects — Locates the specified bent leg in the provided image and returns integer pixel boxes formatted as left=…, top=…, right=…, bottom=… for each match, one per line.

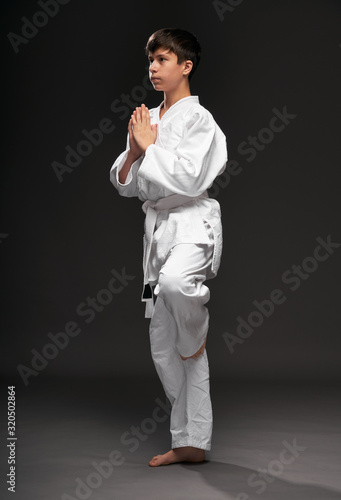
left=155, top=243, right=213, bottom=359
left=180, top=336, right=207, bottom=360
left=148, top=243, right=214, bottom=461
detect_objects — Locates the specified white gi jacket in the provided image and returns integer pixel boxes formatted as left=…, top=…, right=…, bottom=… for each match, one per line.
left=110, top=95, right=228, bottom=313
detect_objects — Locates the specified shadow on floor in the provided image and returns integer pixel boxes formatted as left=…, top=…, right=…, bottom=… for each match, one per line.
left=180, top=460, right=341, bottom=500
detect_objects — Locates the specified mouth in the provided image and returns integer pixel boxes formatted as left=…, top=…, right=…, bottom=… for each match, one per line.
left=151, top=78, right=160, bottom=82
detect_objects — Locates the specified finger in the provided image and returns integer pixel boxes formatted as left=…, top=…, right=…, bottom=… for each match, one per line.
left=136, top=107, right=142, bottom=123
left=144, top=107, right=151, bottom=126
left=128, top=119, right=133, bottom=135
left=141, top=104, right=148, bottom=123
left=143, top=103, right=150, bottom=120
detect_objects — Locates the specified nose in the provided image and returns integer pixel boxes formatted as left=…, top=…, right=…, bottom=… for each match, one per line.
left=149, top=60, right=157, bottom=73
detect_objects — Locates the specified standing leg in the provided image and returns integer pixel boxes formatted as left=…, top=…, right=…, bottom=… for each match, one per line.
left=148, top=242, right=214, bottom=466
left=148, top=295, right=188, bottom=445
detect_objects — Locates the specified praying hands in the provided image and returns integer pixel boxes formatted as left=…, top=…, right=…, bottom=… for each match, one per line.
left=129, top=103, right=158, bottom=154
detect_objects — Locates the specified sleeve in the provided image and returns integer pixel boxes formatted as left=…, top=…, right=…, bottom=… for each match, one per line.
left=137, top=108, right=228, bottom=197
left=109, top=132, right=144, bottom=198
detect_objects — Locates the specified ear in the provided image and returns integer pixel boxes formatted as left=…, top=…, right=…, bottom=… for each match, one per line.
left=183, top=60, right=193, bottom=77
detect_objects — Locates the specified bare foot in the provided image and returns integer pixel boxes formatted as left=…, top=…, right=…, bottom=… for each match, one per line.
left=149, top=446, right=205, bottom=467
left=180, top=337, right=207, bottom=360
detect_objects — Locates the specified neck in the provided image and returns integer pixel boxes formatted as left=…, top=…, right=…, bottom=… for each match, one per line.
left=162, top=82, right=191, bottom=111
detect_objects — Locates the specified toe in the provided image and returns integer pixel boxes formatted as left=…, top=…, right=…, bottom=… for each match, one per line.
left=149, top=455, right=161, bottom=467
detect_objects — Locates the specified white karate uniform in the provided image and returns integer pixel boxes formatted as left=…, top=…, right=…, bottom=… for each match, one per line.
left=110, top=95, right=227, bottom=450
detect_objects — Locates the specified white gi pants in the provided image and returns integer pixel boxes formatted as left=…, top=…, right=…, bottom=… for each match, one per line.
left=148, top=238, right=214, bottom=451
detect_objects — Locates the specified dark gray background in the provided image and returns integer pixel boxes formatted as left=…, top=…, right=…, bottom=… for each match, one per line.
left=1, top=0, right=341, bottom=386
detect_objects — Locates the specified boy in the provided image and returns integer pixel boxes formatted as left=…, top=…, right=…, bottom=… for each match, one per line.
left=110, top=28, right=227, bottom=467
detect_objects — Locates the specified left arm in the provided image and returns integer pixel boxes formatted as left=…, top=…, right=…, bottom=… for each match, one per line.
left=138, top=109, right=228, bottom=197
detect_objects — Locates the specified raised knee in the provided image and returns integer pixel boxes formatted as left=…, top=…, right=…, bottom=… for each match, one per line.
left=179, top=350, right=204, bottom=361
left=158, top=273, right=188, bottom=297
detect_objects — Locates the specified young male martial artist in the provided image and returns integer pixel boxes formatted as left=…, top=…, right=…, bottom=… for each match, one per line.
left=110, top=28, right=227, bottom=467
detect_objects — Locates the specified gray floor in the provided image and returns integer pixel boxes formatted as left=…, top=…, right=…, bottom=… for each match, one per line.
left=1, top=377, right=341, bottom=500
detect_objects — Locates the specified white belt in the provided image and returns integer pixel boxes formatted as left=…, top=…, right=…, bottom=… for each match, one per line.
left=141, top=191, right=208, bottom=318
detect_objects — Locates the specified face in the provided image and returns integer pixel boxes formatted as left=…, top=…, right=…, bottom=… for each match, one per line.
left=148, top=48, right=192, bottom=92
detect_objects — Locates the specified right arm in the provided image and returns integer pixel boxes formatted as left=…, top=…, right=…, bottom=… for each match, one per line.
left=110, top=115, right=144, bottom=197
left=118, top=151, right=141, bottom=184
left=118, top=116, right=143, bottom=184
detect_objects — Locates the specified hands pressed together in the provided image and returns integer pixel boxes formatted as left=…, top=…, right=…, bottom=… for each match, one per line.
left=128, top=103, right=158, bottom=159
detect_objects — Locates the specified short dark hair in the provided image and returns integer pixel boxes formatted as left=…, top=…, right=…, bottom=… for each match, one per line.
left=145, top=28, right=201, bottom=81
